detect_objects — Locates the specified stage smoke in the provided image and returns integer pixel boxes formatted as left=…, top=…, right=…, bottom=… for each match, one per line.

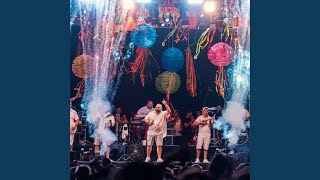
left=213, top=0, right=250, bottom=149
left=72, top=0, right=133, bottom=154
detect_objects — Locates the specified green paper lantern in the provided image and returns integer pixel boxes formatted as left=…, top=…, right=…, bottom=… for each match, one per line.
left=155, top=71, right=181, bottom=94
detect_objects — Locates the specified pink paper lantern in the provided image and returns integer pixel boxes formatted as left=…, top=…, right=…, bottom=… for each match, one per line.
left=208, top=42, right=234, bottom=67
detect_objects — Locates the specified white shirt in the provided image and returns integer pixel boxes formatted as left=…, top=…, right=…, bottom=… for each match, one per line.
left=145, top=110, right=168, bottom=136
left=195, top=115, right=212, bottom=137
left=137, top=106, right=155, bottom=115
left=97, top=112, right=115, bottom=132
left=70, top=108, right=79, bottom=134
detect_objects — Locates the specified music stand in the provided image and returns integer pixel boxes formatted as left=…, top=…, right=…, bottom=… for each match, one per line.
left=117, top=143, right=134, bottom=162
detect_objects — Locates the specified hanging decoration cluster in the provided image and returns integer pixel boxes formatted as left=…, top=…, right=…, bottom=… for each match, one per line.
left=130, top=24, right=157, bottom=49
left=127, top=24, right=159, bottom=86
left=208, top=42, right=234, bottom=98
left=71, top=55, right=96, bottom=97
left=194, top=24, right=217, bottom=59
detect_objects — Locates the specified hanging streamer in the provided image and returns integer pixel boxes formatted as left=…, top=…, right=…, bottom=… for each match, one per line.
left=166, top=72, right=176, bottom=101
left=126, top=48, right=160, bottom=87
left=186, top=47, right=197, bottom=97
left=194, top=25, right=216, bottom=59
left=175, top=27, right=191, bottom=43
left=162, top=25, right=178, bottom=46
left=214, top=67, right=228, bottom=98
left=75, top=79, right=86, bottom=97
left=219, top=26, right=230, bottom=43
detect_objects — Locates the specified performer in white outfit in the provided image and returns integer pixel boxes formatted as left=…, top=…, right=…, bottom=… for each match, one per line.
left=192, top=107, right=214, bottom=163
left=70, top=101, right=80, bottom=151
left=93, top=110, right=115, bottom=159
left=144, top=99, right=171, bottom=163
left=137, top=100, right=154, bottom=115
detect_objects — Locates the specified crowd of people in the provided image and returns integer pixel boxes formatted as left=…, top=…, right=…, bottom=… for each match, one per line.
left=70, top=151, right=250, bottom=180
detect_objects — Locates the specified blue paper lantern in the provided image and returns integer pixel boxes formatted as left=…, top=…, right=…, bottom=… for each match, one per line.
left=130, top=24, right=157, bottom=48
left=161, top=48, right=184, bottom=72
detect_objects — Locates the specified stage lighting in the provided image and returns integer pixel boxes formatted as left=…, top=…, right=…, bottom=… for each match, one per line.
left=188, top=0, right=204, bottom=4
left=123, top=0, right=135, bottom=10
left=204, top=1, right=216, bottom=13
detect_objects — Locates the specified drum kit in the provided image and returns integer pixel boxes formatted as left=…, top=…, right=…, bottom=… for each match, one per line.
left=72, top=112, right=146, bottom=162
left=114, top=115, right=147, bottom=161
left=75, top=113, right=147, bottom=144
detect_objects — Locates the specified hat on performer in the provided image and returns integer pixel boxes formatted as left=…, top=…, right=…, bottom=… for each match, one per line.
left=202, top=107, right=209, bottom=111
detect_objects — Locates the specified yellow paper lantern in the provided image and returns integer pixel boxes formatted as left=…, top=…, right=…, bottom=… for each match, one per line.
left=72, top=55, right=94, bottom=78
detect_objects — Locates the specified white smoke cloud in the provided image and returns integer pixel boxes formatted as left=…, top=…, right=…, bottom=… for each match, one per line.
left=213, top=0, right=250, bottom=151
left=72, top=0, right=133, bottom=156
left=214, top=100, right=247, bottom=147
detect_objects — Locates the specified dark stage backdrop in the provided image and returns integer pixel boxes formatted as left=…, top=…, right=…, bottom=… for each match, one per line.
left=70, top=26, right=225, bottom=116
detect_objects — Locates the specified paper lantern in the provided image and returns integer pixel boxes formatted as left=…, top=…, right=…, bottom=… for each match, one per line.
left=208, top=42, right=234, bottom=67
left=207, top=43, right=234, bottom=98
left=161, top=48, right=184, bottom=72
left=130, top=24, right=157, bottom=48
left=72, top=55, right=94, bottom=78
left=155, top=71, right=181, bottom=94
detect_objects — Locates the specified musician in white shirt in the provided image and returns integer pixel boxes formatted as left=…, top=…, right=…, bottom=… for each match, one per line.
left=192, top=107, right=214, bottom=163
left=136, top=100, right=155, bottom=144
left=70, top=101, right=80, bottom=151
left=137, top=100, right=154, bottom=115
left=93, top=110, right=115, bottom=159
left=144, top=99, right=171, bottom=163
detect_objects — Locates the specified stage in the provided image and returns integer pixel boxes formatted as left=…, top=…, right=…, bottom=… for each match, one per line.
left=71, top=142, right=250, bottom=168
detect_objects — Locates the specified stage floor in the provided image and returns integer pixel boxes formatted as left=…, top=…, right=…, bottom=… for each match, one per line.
left=71, top=143, right=249, bottom=165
